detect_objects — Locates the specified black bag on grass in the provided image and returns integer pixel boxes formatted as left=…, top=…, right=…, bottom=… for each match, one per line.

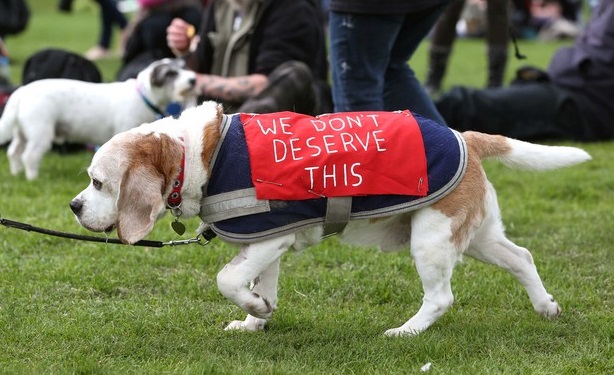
left=22, top=48, right=102, bottom=84
left=20, top=48, right=103, bottom=153
left=0, top=0, right=30, bottom=35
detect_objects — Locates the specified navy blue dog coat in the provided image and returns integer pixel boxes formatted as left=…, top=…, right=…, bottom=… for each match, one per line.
left=200, top=112, right=467, bottom=243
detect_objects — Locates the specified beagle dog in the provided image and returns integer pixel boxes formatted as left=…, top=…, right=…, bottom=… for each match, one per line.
left=70, top=101, right=590, bottom=336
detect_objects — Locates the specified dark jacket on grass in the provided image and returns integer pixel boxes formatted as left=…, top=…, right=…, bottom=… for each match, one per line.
left=547, top=0, right=614, bottom=140
left=435, top=0, right=614, bottom=141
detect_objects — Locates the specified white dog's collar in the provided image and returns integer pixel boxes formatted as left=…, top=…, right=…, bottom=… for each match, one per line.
left=136, top=83, right=166, bottom=119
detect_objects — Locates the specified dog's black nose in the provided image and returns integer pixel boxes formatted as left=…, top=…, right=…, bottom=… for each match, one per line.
left=70, top=199, right=83, bottom=215
left=189, top=77, right=196, bottom=87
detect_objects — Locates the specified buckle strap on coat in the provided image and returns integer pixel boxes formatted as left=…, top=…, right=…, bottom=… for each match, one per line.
left=322, top=196, right=352, bottom=237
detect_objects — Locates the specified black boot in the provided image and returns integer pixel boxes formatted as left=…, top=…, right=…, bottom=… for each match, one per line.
left=424, top=46, right=451, bottom=96
left=487, top=45, right=508, bottom=88
left=58, top=0, right=73, bottom=12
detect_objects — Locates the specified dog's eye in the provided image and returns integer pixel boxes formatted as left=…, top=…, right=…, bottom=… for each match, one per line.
left=92, top=179, right=102, bottom=190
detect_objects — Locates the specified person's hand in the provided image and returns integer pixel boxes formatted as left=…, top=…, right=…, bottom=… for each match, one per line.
left=166, top=18, right=196, bottom=56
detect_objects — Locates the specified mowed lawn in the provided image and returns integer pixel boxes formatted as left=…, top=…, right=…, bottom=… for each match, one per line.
left=0, top=1, right=612, bottom=374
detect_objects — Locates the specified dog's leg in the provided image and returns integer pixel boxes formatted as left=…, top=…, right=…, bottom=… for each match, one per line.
left=385, top=208, right=458, bottom=336
left=465, top=199, right=562, bottom=318
left=217, top=235, right=293, bottom=330
left=6, top=134, right=25, bottom=176
left=21, top=136, right=53, bottom=181
left=224, top=257, right=281, bottom=332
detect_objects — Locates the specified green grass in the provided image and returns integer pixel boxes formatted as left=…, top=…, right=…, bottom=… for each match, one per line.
left=1, top=2, right=613, bottom=374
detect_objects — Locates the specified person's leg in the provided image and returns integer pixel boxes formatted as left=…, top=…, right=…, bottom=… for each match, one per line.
left=329, top=8, right=447, bottom=121
left=100, top=0, right=129, bottom=30
left=85, top=0, right=114, bottom=59
left=87, top=0, right=128, bottom=59
left=109, top=0, right=129, bottom=53
left=58, top=0, right=74, bottom=12
left=329, top=12, right=400, bottom=112
left=486, top=0, right=509, bottom=88
left=435, top=83, right=585, bottom=141
left=384, top=4, right=449, bottom=124
left=93, top=0, right=114, bottom=49
left=425, top=0, right=465, bottom=95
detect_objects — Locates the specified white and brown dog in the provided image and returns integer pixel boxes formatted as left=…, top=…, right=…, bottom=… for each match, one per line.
left=0, top=58, right=197, bottom=180
left=70, top=101, right=590, bottom=336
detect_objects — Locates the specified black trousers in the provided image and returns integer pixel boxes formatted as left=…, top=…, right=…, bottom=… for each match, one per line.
left=435, top=82, right=587, bottom=141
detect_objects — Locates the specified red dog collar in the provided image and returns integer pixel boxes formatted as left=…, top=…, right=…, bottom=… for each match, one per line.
left=167, top=138, right=185, bottom=209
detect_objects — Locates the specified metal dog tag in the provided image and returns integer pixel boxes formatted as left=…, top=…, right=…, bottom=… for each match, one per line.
left=171, top=220, right=186, bottom=236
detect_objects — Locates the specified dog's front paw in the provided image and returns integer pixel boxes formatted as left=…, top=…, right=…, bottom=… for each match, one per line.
left=225, top=315, right=267, bottom=332
left=384, top=326, right=422, bottom=337
left=536, top=296, right=562, bottom=319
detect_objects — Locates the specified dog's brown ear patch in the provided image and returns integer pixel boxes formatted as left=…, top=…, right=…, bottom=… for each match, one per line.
left=116, top=164, right=166, bottom=244
left=116, top=133, right=183, bottom=244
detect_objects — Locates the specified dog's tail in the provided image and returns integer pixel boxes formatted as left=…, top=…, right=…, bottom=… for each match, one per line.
left=0, top=90, right=19, bottom=145
left=463, top=131, right=591, bottom=170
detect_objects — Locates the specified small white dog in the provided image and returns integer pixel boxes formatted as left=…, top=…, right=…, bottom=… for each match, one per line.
left=0, top=58, right=197, bottom=180
left=71, top=102, right=590, bottom=336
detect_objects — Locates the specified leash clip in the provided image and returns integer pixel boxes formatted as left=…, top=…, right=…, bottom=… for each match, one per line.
left=163, top=236, right=208, bottom=247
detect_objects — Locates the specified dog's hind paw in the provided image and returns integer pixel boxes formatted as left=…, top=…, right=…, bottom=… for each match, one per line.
left=243, top=292, right=275, bottom=319
left=224, top=316, right=267, bottom=332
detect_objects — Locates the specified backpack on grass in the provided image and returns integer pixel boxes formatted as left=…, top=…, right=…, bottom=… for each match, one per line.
left=0, top=0, right=30, bottom=35
left=22, top=48, right=102, bottom=84
left=16, top=48, right=103, bottom=153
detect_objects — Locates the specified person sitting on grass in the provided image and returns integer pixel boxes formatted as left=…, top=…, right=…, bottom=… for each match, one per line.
left=435, top=0, right=614, bottom=142
left=166, top=0, right=332, bottom=116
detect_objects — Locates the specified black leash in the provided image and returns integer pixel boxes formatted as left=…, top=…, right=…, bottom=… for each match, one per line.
left=0, top=216, right=209, bottom=247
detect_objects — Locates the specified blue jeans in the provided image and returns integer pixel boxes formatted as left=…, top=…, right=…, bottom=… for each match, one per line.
left=329, top=6, right=447, bottom=124
left=95, top=0, right=128, bottom=48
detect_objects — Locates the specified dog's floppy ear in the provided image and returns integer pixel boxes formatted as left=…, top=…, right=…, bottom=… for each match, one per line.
left=116, top=164, right=166, bottom=244
left=115, top=133, right=183, bottom=244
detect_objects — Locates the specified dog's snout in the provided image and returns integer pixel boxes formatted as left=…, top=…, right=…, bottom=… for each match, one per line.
left=70, top=199, right=83, bottom=215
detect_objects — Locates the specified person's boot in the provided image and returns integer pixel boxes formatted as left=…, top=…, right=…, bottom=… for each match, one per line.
left=58, top=0, right=73, bottom=12
left=424, top=46, right=451, bottom=96
left=487, top=45, right=508, bottom=88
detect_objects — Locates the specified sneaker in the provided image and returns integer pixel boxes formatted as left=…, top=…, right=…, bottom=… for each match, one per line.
left=84, top=46, right=110, bottom=60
